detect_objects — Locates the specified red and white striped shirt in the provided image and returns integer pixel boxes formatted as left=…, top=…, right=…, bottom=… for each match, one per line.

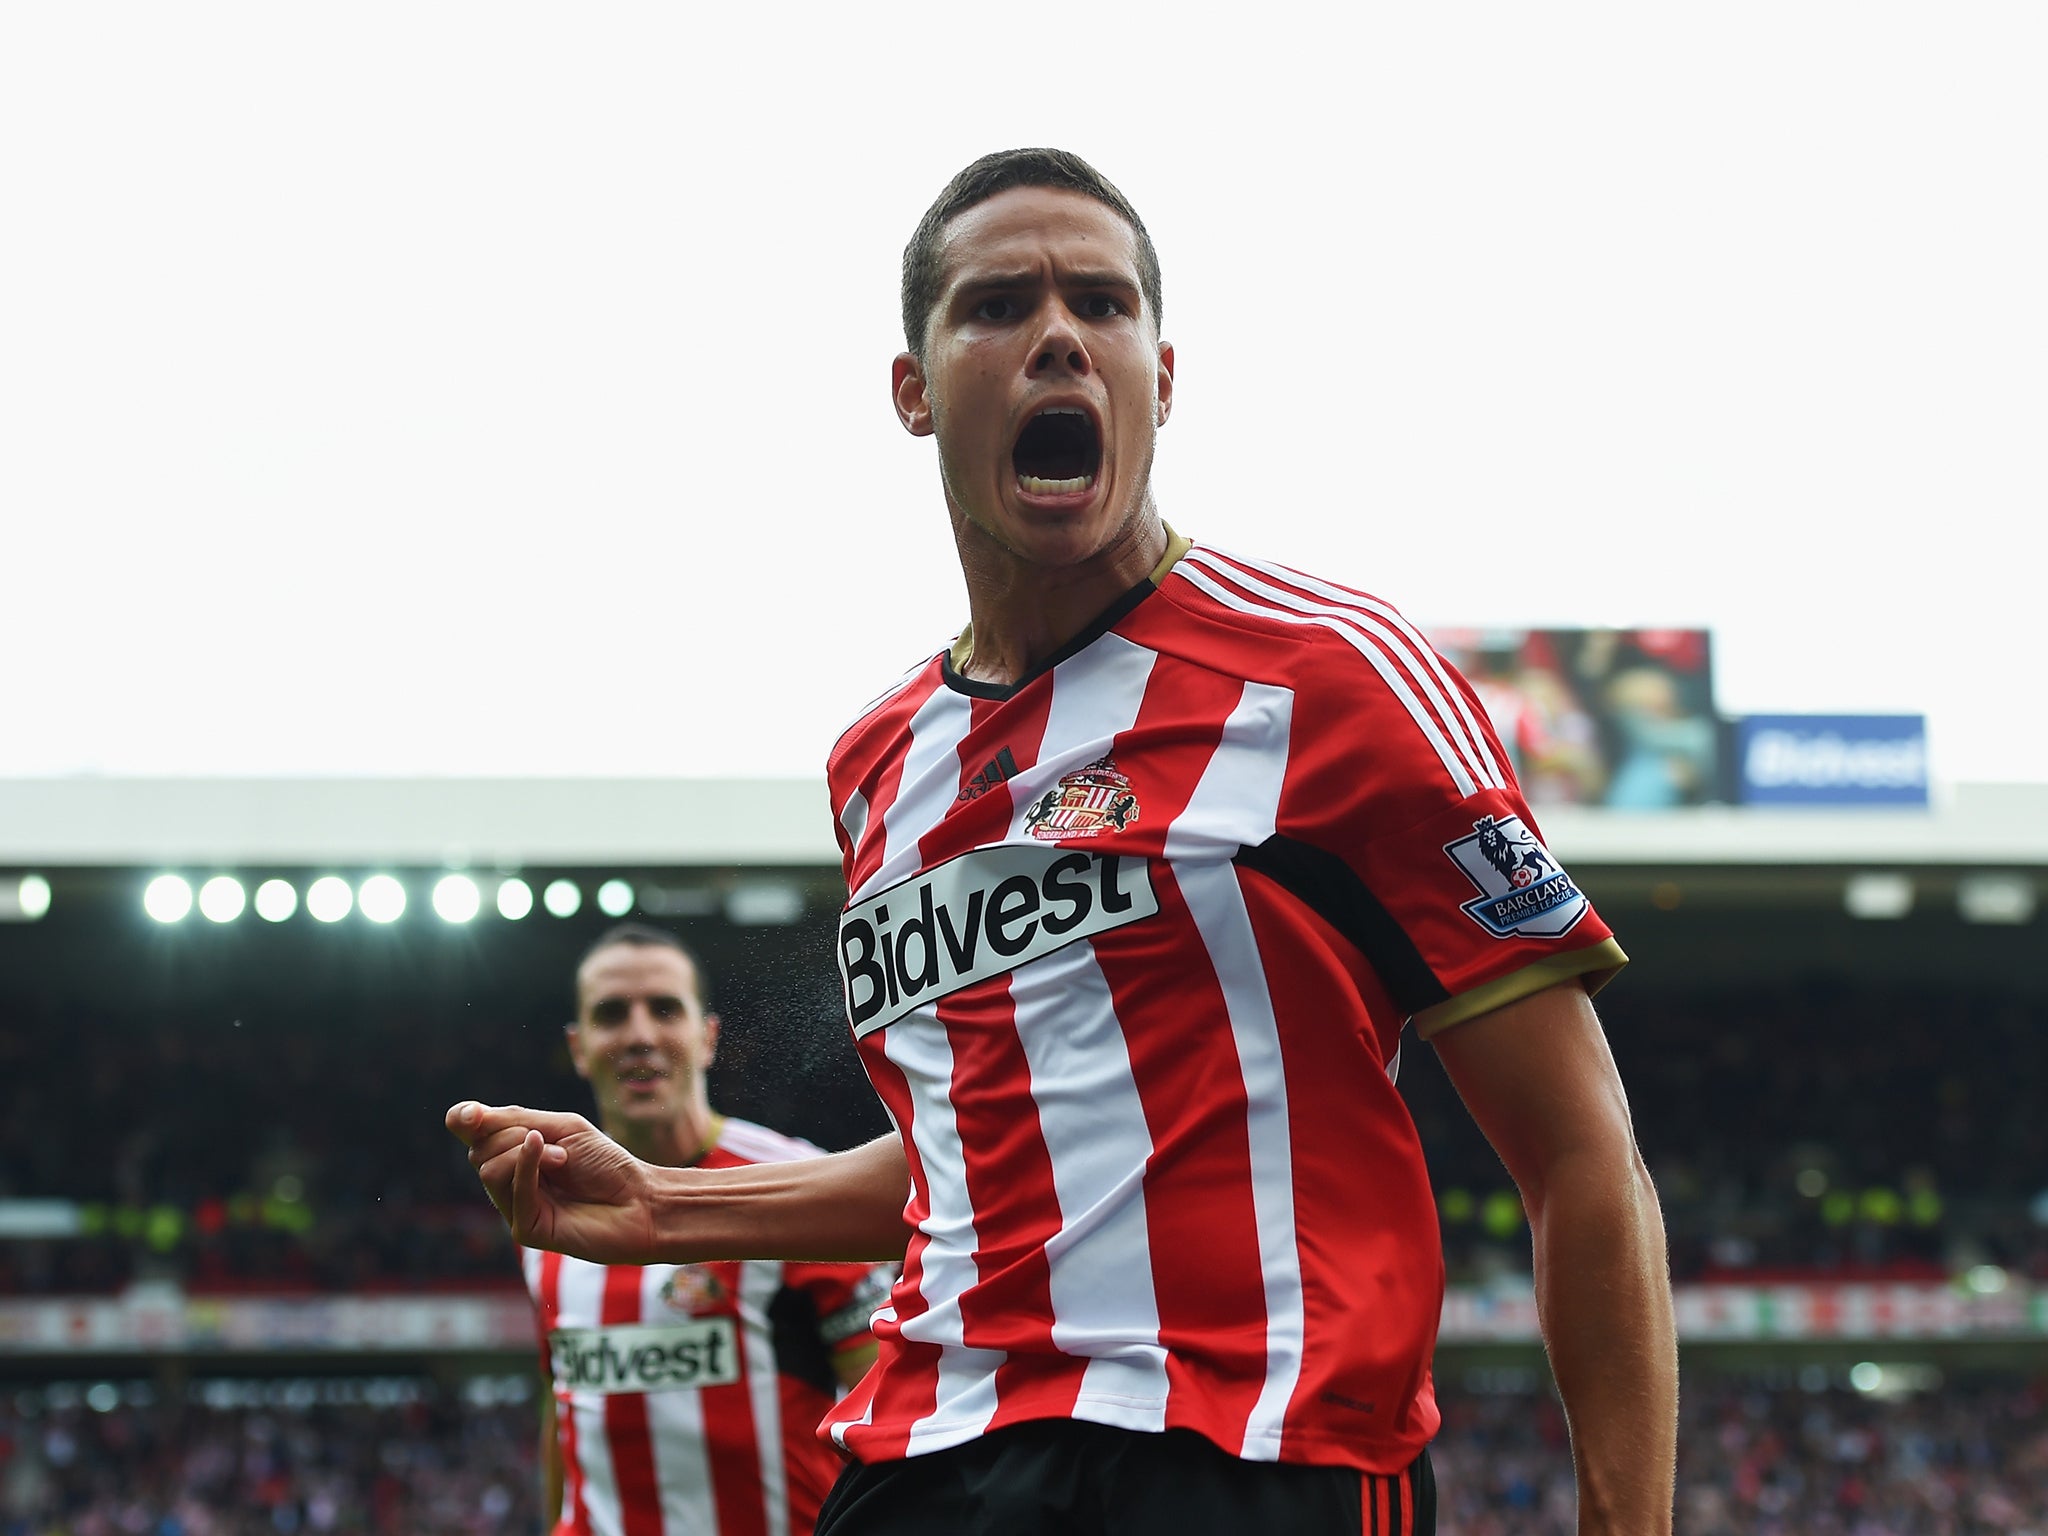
left=525, top=1117, right=893, bottom=1536
left=822, top=537, right=1625, bottom=1475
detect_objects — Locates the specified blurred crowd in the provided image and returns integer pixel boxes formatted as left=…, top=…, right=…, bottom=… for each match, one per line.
left=6, top=1373, right=2045, bottom=1535
left=1432, top=1371, right=2048, bottom=1535
left=0, top=1378, right=537, bottom=1536
left=1404, top=981, right=2048, bottom=1285
left=3, top=972, right=2042, bottom=1294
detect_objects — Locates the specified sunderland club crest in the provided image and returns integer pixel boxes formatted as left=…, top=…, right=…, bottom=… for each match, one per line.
left=658, top=1266, right=728, bottom=1316
left=1443, top=814, right=1588, bottom=939
left=1023, top=756, right=1141, bottom=841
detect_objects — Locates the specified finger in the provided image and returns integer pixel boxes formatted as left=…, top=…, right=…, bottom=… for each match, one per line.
left=453, top=1104, right=594, bottom=1144
left=513, top=1129, right=544, bottom=1242
left=476, top=1149, right=519, bottom=1226
left=445, top=1101, right=485, bottom=1145
left=467, top=1127, right=537, bottom=1171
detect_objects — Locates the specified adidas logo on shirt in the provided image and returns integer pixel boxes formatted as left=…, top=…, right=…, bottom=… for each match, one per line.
left=957, top=747, right=1020, bottom=802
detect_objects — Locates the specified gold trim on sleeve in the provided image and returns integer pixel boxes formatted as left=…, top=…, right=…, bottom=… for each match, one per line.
left=1413, top=937, right=1630, bottom=1040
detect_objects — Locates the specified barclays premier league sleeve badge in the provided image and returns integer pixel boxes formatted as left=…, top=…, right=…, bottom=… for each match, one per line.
left=1443, top=815, right=1589, bottom=939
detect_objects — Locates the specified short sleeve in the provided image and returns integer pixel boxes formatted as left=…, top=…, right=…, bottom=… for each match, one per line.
left=1260, top=632, right=1626, bottom=1036
left=789, top=1261, right=896, bottom=1354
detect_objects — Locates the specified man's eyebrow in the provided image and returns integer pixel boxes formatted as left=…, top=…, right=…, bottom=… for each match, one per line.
left=953, top=269, right=1141, bottom=296
left=1057, top=270, right=1142, bottom=292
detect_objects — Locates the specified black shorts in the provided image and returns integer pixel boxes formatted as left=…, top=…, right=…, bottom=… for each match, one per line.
left=814, top=1419, right=1435, bottom=1536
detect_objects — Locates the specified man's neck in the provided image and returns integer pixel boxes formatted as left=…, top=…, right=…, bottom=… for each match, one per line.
left=951, top=503, right=1169, bottom=688
left=604, top=1102, right=723, bottom=1170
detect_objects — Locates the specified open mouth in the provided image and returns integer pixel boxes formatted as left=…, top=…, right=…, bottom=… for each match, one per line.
left=1011, top=407, right=1101, bottom=496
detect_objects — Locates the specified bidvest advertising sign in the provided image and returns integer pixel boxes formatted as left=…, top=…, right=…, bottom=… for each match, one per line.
left=1737, top=715, right=1928, bottom=807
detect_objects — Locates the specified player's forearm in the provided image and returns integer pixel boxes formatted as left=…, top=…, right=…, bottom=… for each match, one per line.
left=649, top=1133, right=912, bottom=1262
left=1526, top=1143, right=1677, bottom=1536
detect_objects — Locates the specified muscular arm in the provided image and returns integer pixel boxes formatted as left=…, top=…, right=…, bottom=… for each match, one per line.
left=1431, top=981, right=1677, bottom=1536
left=646, top=1133, right=913, bottom=1262
left=447, top=1104, right=912, bottom=1265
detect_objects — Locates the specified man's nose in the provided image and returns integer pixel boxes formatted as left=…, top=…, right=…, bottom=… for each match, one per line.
left=619, top=1003, right=661, bottom=1043
left=1027, top=306, right=1092, bottom=378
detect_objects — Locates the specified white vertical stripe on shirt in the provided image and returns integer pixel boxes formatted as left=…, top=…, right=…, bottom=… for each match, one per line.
left=1165, top=681, right=1305, bottom=1460
left=838, top=788, right=869, bottom=864
left=864, top=672, right=1001, bottom=1453
left=1223, top=549, right=1508, bottom=789
left=882, top=1014, right=1007, bottom=1454
left=737, top=1259, right=791, bottom=1536
left=1175, top=552, right=1483, bottom=798
left=557, top=1259, right=626, bottom=1536
left=636, top=1266, right=713, bottom=1536
left=1007, top=629, right=1168, bottom=1422
left=856, top=684, right=976, bottom=901
left=997, top=631, right=1159, bottom=817
left=1008, top=939, right=1169, bottom=1425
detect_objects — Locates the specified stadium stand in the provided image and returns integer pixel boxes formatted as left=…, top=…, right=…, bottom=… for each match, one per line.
left=4, top=780, right=2044, bottom=1528
left=2, top=973, right=2039, bottom=1293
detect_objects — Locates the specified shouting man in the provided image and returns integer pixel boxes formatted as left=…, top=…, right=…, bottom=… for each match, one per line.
left=455, top=150, right=1677, bottom=1536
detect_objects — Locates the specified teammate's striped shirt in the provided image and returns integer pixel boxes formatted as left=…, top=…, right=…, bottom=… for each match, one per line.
left=524, top=1117, right=893, bottom=1536
left=822, top=533, right=1625, bottom=1475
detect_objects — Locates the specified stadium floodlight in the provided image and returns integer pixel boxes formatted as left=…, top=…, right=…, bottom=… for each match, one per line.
left=358, top=875, right=406, bottom=924
left=143, top=875, right=194, bottom=924
left=1964, top=1264, right=2009, bottom=1295
left=1842, top=872, right=1913, bottom=921
left=253, top=879, right=298, bottom=922
left=432, top=874, right=481, bottom=924
left=596, top=878, right=635, bottom=918
left=1956, top=873, right=2035, bottom=926
left=306, top=876, right=353, bottom=923
left=726, top=881, right=803, bottom=926
left=496, top=878, right=534, bottom=920
left=17, top=874, right=52, bottom=921
left=198, top=876, right=247, bottom=924
left=543, top=879, right=582, bottom=918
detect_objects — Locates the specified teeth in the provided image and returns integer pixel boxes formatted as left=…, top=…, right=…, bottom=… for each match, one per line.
left=1019, top=474, right=1093, bottom=494
left=1038, top=406, right=1087, bottom=418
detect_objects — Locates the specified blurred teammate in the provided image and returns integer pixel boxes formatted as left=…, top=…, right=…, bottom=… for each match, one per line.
left=456, top=150, right=1677, bottom=1535
left=530, top=923, right=892, bottom=1536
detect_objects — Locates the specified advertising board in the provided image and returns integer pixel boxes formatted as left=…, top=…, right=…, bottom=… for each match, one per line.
left=1737, top=715, right=1929, bottom=807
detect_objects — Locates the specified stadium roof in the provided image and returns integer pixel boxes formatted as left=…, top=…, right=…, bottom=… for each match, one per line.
left=3, top=778, right=2046, bottom=870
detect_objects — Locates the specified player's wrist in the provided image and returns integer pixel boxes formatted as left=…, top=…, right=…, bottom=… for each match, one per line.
left=644, top=1161, right=731, bottom=1264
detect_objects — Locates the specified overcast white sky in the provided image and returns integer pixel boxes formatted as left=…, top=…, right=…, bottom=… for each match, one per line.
left=3, top=5, right=2041, bottom=785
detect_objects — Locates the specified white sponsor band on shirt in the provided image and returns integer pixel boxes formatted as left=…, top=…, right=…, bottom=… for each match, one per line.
left=550, top=1319, right=741, bottom=1395
left=838, top=844, right=1159, bottom=1037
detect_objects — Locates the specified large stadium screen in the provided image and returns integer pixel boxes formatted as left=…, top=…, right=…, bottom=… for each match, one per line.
left=1427, top=627, right=1721, bottom=810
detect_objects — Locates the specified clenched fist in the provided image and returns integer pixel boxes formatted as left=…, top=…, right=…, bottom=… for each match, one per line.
left=445, top=1103, right=665, bottom=1264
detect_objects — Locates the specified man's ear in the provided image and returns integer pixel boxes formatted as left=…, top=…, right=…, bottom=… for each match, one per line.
left=564, top=1022, right=593, bottom=1081
left=1155, top=341, right=1175, bottom=428
left=893, top=353, right=935, bottom=437
left=699, top=1012, right=721, bottom=1070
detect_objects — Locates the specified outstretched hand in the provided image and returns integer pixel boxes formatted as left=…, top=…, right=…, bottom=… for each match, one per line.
left=445, top=1102, right=662, bottom=1264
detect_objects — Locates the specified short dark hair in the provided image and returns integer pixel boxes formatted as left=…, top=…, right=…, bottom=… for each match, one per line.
left=900, top=148, right=1163, bottom=357
left=576, top=923, right=710, bottom=1010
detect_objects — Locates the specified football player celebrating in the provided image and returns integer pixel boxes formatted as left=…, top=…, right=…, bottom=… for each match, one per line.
left=455, top=150, right=1676, bottom=1536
